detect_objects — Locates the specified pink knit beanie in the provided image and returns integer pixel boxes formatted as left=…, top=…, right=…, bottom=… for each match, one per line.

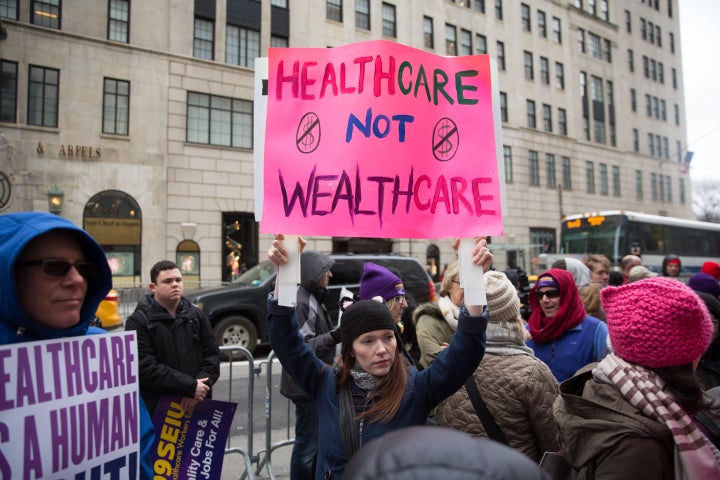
left=601, top=277, right=713, bottom=368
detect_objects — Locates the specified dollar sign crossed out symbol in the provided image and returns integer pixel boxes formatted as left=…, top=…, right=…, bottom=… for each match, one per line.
left=432, top=118, right=459, bottom=162
left=296, top=112, right=321, bottom=154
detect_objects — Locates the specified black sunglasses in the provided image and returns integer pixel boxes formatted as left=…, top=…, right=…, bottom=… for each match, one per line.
left=16, top=259, right=98, bottom=280
left=537, top=289, right=561, bottom=299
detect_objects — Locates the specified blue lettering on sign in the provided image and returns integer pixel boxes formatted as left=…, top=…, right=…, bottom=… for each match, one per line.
left=346, top=108, right=414, bottom=143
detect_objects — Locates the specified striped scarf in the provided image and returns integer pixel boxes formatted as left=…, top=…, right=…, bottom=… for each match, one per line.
left=594, top=354, right=720, bottom=480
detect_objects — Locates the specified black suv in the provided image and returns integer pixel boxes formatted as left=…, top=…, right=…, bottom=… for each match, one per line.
left=185, top=254, right=437, bottom=357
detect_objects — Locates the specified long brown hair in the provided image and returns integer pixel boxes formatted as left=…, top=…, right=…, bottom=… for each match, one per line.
left=652, top=364, right=715, bottom=415
left=335, top=339, right=408, bottom=424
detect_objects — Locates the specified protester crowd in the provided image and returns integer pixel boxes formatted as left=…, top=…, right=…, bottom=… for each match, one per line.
left=3, top=210, right=720, bottom=480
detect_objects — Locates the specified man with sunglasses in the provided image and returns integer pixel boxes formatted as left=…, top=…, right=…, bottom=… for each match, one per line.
left=0, top=211, right=154, bottom=478
left=125, top=260, right=220, bottom=416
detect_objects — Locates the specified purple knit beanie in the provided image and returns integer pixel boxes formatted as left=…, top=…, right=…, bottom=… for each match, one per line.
left=359, top=262, right=405, bottom=301
left=601, top=277, right=713, bottom=368
left=688, top=272, right=720, bottom=298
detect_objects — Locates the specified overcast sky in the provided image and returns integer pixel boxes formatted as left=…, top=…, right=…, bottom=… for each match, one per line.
left=679, top=0, right=720, bottom=182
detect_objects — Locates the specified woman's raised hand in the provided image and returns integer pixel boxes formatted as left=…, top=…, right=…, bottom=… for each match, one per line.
left=451, top=237, right=493, bottom=273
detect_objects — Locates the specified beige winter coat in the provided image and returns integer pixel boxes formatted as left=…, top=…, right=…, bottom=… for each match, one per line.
left=436, top=351, right=560, bottom=462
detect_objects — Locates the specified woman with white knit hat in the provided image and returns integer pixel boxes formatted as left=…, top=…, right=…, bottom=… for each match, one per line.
left=436, top=270, right=560, bottom=462
left=554, top=277, right=720, bottom=479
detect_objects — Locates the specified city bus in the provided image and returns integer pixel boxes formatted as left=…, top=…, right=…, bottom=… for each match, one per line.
left=558, top=210, right=720, bottom=275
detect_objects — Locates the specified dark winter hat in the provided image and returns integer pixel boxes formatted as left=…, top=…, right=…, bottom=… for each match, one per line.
left=696, top=291, right=720, bottom=322
left=340, top=300, right=398, bottom=354
left=359, top=262, right=405, bottom=301
left=689, top=272, right=720, bottom=298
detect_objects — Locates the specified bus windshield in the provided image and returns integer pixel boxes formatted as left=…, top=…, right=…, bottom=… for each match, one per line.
left=561, top=215, right=622, bottom=261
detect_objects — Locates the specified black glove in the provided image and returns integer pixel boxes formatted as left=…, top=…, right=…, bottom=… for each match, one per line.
left=330, top=326, right=342, bottom=344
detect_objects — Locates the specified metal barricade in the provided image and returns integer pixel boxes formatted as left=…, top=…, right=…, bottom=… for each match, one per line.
left=219, top=347, right=294, bottom=480
left=219, top=346, right=259, bottom=480
left=256, top=351, right=294, bottom=480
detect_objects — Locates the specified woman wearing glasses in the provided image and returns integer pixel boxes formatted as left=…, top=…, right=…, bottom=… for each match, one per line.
left=526, top=268, right=609, bottom=382
left=414, top=261, right=462, bottom=369
left=358, top=261, right=421, bottom=366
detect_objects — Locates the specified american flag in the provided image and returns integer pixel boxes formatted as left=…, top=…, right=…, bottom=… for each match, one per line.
left=679, top=151, right=693, bottom=174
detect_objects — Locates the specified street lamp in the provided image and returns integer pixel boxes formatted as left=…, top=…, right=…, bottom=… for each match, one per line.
left=47, top=184, right=64, bottom=215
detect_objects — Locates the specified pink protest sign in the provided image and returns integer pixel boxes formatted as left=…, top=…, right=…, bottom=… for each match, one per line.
left=262, top=40, right=502, bottom=238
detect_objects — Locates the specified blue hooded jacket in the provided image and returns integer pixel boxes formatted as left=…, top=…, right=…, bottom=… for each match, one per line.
left=0, top=212, right=155, bottom=478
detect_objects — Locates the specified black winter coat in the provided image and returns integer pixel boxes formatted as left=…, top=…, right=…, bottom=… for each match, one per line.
left=125, top=294, right=220, bottom=415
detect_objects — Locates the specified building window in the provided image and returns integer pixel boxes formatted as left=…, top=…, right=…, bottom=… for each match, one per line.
left=521, top=3, right=531, bottom=31
left=0, top=60, right=17, bottom=123
left=423, top=16, right=434, bottom=49
left=546, top=154, right=556, bottom=188
left=475, top=0, right=485, bottom=13
left=599, top=163, right=608, bottom=195
left=356, top=0, right=370, bottom=30
left=591, top=75, right=605, bottom=144
left=526, top=100, right=536, bottom=128
left=628, top=49, right=634, bottom=72
left=577, top=28, right=585, bottom=53
left=679, top=178, right=685, bottom=204
left=529, top=150, right=540, bottom=185
left=382, top=3, right=396, bottom=37
left=271, top=0, right=288, bottom=6
left=460, top=29, right=472, bottom=55
left=555, top=62, right=564, bottom=89
left=558, top=108, right=567, bottom=135
left=603, top=38, right=611, bottom=62
left=0, top=0, right=18, bottom=19
left=630, top=88, right=636, bottom=112
left=475, top=34, right=487, bottom=54
left=102, top=78, right=129, bottom=135
left=612, top=165, right=621, bottom=197
left=523, top=51, right=533, bottom=80
left=28, top=65, right=59, bottom=127
left=651, top=173, right=658, bottom=201
left=633, top=128, right=639, bottom=152
left=186, top=92, right=253, bottom=149
left=669, top=32, right=675, bottom=53
left=445, top=24, right=457, bottom=55
left=226, top=26, right=260, bottom=68
left=589, top=32, right=601, bottom=58
left=494, top=0, right=503, bottom=20
left=31, top=0, right=60, bottom=28
left=530, top=228, right=556, bottom=256
left=503, top=145, right=513, bottom=182
left=108, top=0, right=129, bottom=42
left=270, top=35, right=288, bottom=47
left=542, top=104, right=552, bottom=132
left=625, top=9, right=631, bottom=33
left=585, top=161, right=595, bottom=193
left=552, top=17, right=561, bottom=43
left=499, top=92, right=507, bottom=122
left=635, top=170, right=643, bottom=199
left=540, top=57, right=549, bottom=85
left=496, top=41, right=505, bottom=70
left=562, top=156, right=572, bottom=189
left=327, top=0, right=342, bottom=22
left=537, top=10, right=547, bottom=37
left=193, top=18, right=214, bottom=60
left=666, top=176, right=672, bottom=203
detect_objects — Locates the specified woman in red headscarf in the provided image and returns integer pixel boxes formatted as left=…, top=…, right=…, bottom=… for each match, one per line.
left=525, top=268, right=609, bottom=382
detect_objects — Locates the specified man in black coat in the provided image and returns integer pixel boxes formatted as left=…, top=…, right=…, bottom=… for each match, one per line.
left=125, top=260, right=220, bottom=415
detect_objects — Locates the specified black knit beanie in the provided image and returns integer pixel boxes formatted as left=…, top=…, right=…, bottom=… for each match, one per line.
left=340, top=300, right=398, bottom=355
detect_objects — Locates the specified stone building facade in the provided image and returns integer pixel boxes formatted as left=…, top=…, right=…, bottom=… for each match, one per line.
left=0, top=0, right=692, bottom=285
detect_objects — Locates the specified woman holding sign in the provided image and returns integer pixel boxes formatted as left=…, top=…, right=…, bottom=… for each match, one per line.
left=266, top=235, right=492, bottom=479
